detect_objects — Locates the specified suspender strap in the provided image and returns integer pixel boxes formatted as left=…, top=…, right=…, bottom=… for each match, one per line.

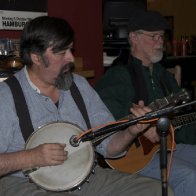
left=70, top=82, right=91, bottom=129
left=5, top=75, right=91, bottom=142
left=5, top=76, right=34, bottom=141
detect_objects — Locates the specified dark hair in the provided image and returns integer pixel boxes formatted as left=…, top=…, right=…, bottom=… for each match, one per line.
left=20, top=16, right=74, bottom=67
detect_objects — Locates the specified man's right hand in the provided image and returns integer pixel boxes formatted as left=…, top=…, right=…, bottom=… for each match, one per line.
left=29, top=143, right=68, bottom=167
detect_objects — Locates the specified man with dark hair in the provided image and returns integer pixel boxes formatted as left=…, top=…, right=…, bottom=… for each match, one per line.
left=0, top=16, right=172, bottom=196
left=95, top=10, right=196, bottom=196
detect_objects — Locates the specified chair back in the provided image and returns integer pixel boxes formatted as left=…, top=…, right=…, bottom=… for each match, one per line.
left=167, top=65, right=181, bottom=86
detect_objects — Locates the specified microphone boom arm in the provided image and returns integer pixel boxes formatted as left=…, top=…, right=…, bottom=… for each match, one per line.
left=81, top=100, right=196, bottom=142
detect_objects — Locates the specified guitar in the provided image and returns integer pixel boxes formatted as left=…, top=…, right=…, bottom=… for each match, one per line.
left=106, top=111, right=196, bottom=173
left=105, top=89, right=192, bottom=173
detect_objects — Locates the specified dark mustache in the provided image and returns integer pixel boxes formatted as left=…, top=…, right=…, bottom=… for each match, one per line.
left=64, top=62, right=75, bottom=73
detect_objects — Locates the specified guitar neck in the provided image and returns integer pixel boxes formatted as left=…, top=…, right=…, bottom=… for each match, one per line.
left=171, top=112, right=196, bottom=129
left=121, top=99, right=176, bottom=121
left=124, top=110, right=196, bottom=131
left=120, top=90, right=191, bottom=123
left=121, top=99, right=171, bottom=121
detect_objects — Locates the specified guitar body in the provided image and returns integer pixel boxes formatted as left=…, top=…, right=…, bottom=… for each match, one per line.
left=106, top=134, right=174, bottom=173
left=106, top=89, right=189, bottom=173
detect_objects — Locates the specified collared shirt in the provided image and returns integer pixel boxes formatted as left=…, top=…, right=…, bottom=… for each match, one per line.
left=24, top=66, right=41, bottom=94
left=0, top=67, right=115, bottom=177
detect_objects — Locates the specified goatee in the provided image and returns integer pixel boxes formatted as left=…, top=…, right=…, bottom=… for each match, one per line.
left=55, top=63, right=74, bottom=90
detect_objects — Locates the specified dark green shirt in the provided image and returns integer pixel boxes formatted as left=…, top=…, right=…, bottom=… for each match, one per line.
left=95, top=57, right=196, bottom=144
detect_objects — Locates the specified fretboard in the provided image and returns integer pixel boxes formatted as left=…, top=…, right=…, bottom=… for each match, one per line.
left=171, top=112, right=196, bottom=129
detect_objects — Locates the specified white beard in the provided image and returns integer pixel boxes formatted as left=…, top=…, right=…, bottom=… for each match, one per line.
left=150, top=52, right=163, bottom=63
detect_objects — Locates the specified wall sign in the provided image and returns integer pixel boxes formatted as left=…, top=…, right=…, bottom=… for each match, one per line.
left=0, top=10, right=47, bottom=30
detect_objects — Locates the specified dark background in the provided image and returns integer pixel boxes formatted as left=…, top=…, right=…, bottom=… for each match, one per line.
left=0, top=0, right=47, bottom=12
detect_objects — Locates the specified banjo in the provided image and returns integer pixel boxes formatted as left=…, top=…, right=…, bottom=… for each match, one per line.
left=23, top=122, right=95, bottom=192
left=23, top=89, right=190, bottom=191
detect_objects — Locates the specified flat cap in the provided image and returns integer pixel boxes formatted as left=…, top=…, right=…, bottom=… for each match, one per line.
left=128, top=10, right=170, bottom=32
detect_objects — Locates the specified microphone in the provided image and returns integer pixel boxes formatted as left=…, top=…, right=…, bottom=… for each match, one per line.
left=80, top=106, right=175, bottom=142
left=69, top=135, right=80, bottom=147
left=69, top=122, right=128, bottom=146
left=143, top=106, right=174, bottom=119
left=80, top=119, right=139, bottom=142
left=70, top=100, right=196, bottom=145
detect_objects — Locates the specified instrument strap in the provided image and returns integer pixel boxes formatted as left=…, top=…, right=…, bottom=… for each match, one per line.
left=5, top=76, right=34, bottom=141
left=5, top=75, right=109, bottom=168
left=5, top=75, right=91, bottom=142
left=70, top=82, right=91, bottom=129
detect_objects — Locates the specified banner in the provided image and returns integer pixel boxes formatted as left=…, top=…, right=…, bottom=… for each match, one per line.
left=0, top=10, right=47, bottom=30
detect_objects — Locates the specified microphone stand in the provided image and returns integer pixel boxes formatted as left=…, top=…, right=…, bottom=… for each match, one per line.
left=79, top=100, right=196, bottom=196
left=157, top=117, right=171, bottom=196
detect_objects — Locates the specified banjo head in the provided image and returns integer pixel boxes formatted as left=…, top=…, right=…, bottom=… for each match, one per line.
left=24, top=122, right=95, bottom=192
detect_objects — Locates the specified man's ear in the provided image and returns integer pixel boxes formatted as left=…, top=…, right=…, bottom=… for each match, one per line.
left=30, top=53, right=41, bottom=65
left=128, top=32, right=139, bottom=46
left=130, top=32, right=138, bottom=40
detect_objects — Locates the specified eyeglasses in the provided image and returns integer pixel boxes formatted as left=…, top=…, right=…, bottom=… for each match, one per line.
left=139, top=32, right=165, bottom=41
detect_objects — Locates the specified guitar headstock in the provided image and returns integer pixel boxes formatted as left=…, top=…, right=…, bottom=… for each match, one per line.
left=167, top=88, right=190, bottom=105
left=149, top=88, right=190, bottom=110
